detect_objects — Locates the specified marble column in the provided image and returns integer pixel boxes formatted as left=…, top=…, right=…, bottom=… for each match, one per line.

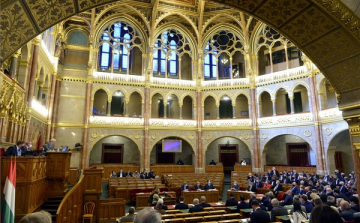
left=216, top=105, right=220, bottom=119
left=196, top=91, right=203, bottom=172
left=289, top=96, right=295, bottom=114
left=163, top=103, right=167, bottom=118
left=257, top=101, right=262, bottom=118
left=248, top=103, right=252, bottom=119
left=50, top=79, right=61, bottom=139
left=179, top=104, right=183, bottom=119
left=272, top=99, right=276, bottom=116
left=143, top=87, right=151, bottom=170
left=81, top=82, right=92, bottom=169
left=125, top=100, right=129, bottom=117
left=346, top=118, right=360, bottom=194
left=107, top=100, right=111, bottom=116
left=46, top=73, right=57, bottom=142
left=269, top=48, right=273, bottom=73
left=232, top=103, right=236, bottom=119
left=27, top=37, right=41, bottom=104
left=10, top=50, right=21, bottom=79
left=250, top=88, right=261, bottom=172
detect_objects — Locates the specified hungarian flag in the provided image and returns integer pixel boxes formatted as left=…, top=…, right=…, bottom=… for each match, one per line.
left=1, top=158, right=16, bottom=223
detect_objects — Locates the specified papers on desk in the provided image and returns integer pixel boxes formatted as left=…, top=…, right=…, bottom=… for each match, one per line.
left=216, top=202, right=222, bottom=205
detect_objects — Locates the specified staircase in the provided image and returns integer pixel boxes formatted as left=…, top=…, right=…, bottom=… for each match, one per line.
left=40, top=196, right=64, bottom=223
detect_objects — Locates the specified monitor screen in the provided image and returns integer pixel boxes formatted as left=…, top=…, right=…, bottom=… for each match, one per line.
left=162, top=140, right=182, bottom=153
left=62, top=146, right=68, bottom=152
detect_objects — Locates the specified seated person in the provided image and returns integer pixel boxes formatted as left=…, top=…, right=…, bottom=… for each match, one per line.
left=300, top=194, right=313, bottom=213
left=349, top=196, right=359, bottom=212
left=117, top=169, right=125, bottom=178
left=247, top=181, right=256, bottom=192
left=225, top=192, right=238, bottom=206
left=110, top=171, right=117, bottom=178
left=271, top=180, right=283, bottom=195
left=289, top=201, right=308, bottom=223
left=281, top=190, right=294, bottom=206
left=204, top=180, right=215, bottom=190
left=340, top=200, right=356, bottom=221
left=5, top=141, right=25, bottom=156
left=140, top=169, right=147, bottom=179
left=194, top=181, right=203, bottom=191
left=261, top=192, right=273, bottom=211
left=148, top=170, right=155, bottom=179
left=125, top=169, right=132, bottom=177
left=249, top=200, right=270, bottom=223
left=119, top=206, right=135, bottom=222
left=18, top=211, right=52, bottom=223
left=231, top=180, right=240, bottom=191
left=176, top=158, right=184, bottom=165
left=240, top=159, right=247, bottom=165
left=44, top=138, right=56, bottom=151
left=20, top=141, right=32, bottom=153
left=133, top=171, right=140, bottom=178
left=148, top=187, right=160, bottom=206
left=154, top=199, right=167, bottom=215
left=181, top=181, right=190, bottom=192
left=189, top=198, right=204, bottom=213
left=199, top=196, right=211, bottom=207
left=237, top=195, right=250, bottom=211
left=209, top=160, right=216, bottom=165
left=175, top=196, right=188, bottom=210
left=262, top=180, right=272, bottom=189
left=270, top=198, right=288, bottom=222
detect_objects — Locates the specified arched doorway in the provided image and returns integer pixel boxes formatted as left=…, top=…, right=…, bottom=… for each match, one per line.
left=327, top=130, right=353, bottom=174
left=206, top=136, right=250, bottom=173
left=89, top=135, right=140, bottom=165
left=263, top=134, right=316, bottom=167
left=150, top=137, right=194, bottom=165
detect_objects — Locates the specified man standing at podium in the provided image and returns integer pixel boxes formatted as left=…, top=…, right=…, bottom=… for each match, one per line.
left=5, top=141, right=25, bottom=156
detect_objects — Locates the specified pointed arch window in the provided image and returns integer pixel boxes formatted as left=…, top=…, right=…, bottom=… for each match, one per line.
left=204, top=44, right=217, bottom=80
left=169, top=40, right=177, bottom=76
left=100, top=33, right=111, bottom=70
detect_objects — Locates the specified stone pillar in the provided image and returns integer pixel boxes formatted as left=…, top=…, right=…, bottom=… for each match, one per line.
left=107, top=100, right=111, bottom=116
left=163, top=103, right=167, bottom=118
left=346, top=118, right=360, bottom=194
left=289, top=96, right=295, bottom=114
left=257, top=101, right=262, bottom=118
left=141, top=101, right=144, bottom=117
left=143, top=87, right=151, bottom=170
left=327, top=146, right=336, bottom=174
left=269, top=48, right=273, bottom=73
left=50, top=79, right=61, bottom=139
left=179, top=104, right=183, bottom=119
left=250, top=88, right=261, bottom=172
left=272, top=99, right=276, bottom=116
left=10, top=50, right=21, bottom=79
left=317, top=93, right=323, bottom=111
left=284, top=44, right=289, bottom=70
left=196, top=91, right=203, bottom=172
left=46, top=73, right=57, bottom=142
left=309, top=74, right=325, bottom=174
left=178, top=58, right=182, bottom=79
left=82, top=82, right=92, bottom=169
left=125, top=99, right=129, bottom=117
left=248, top=103, right=252, bottom=119
left=232, top=102, right=236, bottom=119
left=27, top=37, right=41, bottom=104
left=216, top=104, right=220, bottom=119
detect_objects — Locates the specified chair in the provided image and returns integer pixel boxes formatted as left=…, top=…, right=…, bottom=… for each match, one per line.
left=175, top=213, right=192, bottom=218
left=164, top=218, right=186, bottom=223
left=162, top=214, right=176, bottom=220
left=166, top=210, right=183, bottom=214
left=354, top=212, right=360, bottom=223
left=204, top=214, right=223, bottom=221
left=192, top=211, right=209, bottom=217
left=185, top=216, right=204, bottom=222
left=222, top=213, right=241, bottom=220
left=83, top=202, right=95, bottom=223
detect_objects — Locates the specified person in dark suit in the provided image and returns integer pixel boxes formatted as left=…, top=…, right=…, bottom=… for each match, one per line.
left=188, top=198, right=204, bottom=213
left=181, top=181, right=190, bottom=191
left=339, top=181, right=348, bottom=194
left=199, top=196, right=211, bottom=207
left=175, top=196, right=188, bottom=210
left=231, top=181, right=240, bottom=191
left=209, top=160, right=216, bottom=165
left=237, top=195, right=250, bottom=212
left=270, top=198, right=288, bottom=222
left=272, top=180, right=283, bottom=195
left=340, top=200, right=356, bottom=221
left=20, top=141, right=31, bottom=154
left=249, top=200, right=270, bottom=223
left=176, top=158, right=184, bottom=165
left=148, top=170, right=155, bottom=178
left=300, top=195, right=313, bottom=213
left=117, top=169, right=125, bottom=177
left=125, top=169, right=132, bottom=177
left=270, top=167, right=279, bottom=178
left=290, top=182, right=300, bottom=195
left=119, top=206, right=135, bottom=222
left=247, top=182, right=256, bottom=192
left=204, top=180, right=215, bottom=190
left=349, top=196, right=359, bottom=212
left=5, top=141, right=25, bottom=156
left=225, top=193, right=238, bottom=206
left=194, top=181, right=203, bottom=191
left=281, top=190, right=294, bottom=206
left=282, top=176, right=290, bottom=184
left=254, top=179, right=262, bottom=189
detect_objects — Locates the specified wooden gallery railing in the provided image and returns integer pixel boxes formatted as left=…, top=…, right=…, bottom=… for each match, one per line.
left=56, top=175, right=84, bottom=223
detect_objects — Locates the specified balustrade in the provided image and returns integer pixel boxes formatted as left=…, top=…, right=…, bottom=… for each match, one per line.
left=255, top=66, right=308, bottom=85
left=89, top=116, right=144, bottom=126
left=258, top=113, right=313, bottom=126
left=202, top=119, right=252, bottom=128
left=93, top=72, right=145, bottom=83
left=151, top=77, right=196, bottom=87
left=319, top=107, right=343, bottom=122
left=149, top=118, right=197, bottom=128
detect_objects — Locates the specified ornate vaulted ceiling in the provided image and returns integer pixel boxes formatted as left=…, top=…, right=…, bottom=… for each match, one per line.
left=0, top=0, right=359, bottom=109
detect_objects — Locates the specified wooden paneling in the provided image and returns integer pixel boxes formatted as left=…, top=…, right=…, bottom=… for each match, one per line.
left=136, top=191, right=176, bottom=209
left=98, top=199, right=126, bottom=223
left=56, top=175, right=84, bottom=223
left=233, top=164, right=252, bottom=172
left=1, top=157, right=48, bottom=220
left=151, top=165, right=195, bottom=176
left=90, top=164, right=140, bottom=180
left=46, top=152, right=71, bottom=198
left=83, top=168, right=104, bottom=194
left=206, top=163, right=223, bottom=173
left=226, top=190, right=254, bottom=200
left=181, top=190, right=219, bottom=203
left=264, top=165, right=317, bottom=174
left=69, top=168, right=79, bottom=185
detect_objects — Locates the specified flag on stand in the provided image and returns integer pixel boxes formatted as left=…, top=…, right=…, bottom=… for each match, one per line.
left=37, top=133, right=42, bottom=150
left=1, top=158, right=16, bottom=223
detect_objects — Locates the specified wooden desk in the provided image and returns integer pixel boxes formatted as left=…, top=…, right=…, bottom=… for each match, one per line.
left=226, top=190, right=254, bottom=200
left=234, top=164, right=252, bottom=172
left=90, top=164, right=140, bottom=180
left=151, top=165, right=195, bottom=176
left=181, top=190, right=219, bottom=203
left=136, top=191, right=176, bottom=209
left=205, top=164, right=223, bottom=173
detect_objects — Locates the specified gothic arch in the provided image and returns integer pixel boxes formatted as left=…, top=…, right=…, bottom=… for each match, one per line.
left=91, top=86, right=111, bottom=101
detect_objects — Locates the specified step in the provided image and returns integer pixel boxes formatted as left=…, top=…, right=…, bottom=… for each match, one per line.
left=42, top=204, right=60, bottom=209
left=48, top=197, right=64, bottom=201
left=42, top=209, right=58, bottom=215
left=44, top=200, right=62, bottom=204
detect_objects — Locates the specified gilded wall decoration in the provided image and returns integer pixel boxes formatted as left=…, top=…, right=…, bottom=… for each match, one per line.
left=304, top=29, right=360, bottom=68
left=260, top=133, right=269, bottom=139
left=325, top=127, right=333, bottom=136
left=28, top=117, right=47, bottom=145
left=255, top=0, right=310, bottom=28
left=187, top=134, right=195, bottom=140
left=241, top=133, right=250, bottom=140
left=223, top=0, right=263, bottom=12
left=133, top=132, right=141, bottom=139
left=282, top=6, right=337, bottom=46
left=204, top=134, right=212, bottom=140
left=25, top=0, right=75, bottom=30
left=78, top=0, right=114, bottom=11
left=151, top=133, right=158, bottom=140
left=0, top=1, right=37, bottom=59
left=302, top=129, right=312, bottom=137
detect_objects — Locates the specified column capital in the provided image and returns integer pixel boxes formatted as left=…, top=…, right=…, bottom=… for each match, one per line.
left=32, top=36, right=42, bottom=45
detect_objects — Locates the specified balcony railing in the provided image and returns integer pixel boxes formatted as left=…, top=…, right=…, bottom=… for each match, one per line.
left=151, top=77, right=196, bottom=88
left=258, top=113, right=313, bottom=126
left=202, top=78, right=249, bottom=88
left=202, top=119, right=252, bottom=128
left=89, top=116, right=144, bottom=126
left=31, top=99, right=48, bottom=118
left=255, top=66, right=308, bottom=85
left=149, top=119, right=197, bottom=128
left=319, top=107, right=343, bottom=122
left=93, top=72, right=145, bottom=83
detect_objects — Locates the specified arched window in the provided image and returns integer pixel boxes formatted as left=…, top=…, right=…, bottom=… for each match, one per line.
left=169, top=40, right=177, bottom=76
left=98, top=22, right=142, bottom=73
left=204, top=44, right=217, bottom=80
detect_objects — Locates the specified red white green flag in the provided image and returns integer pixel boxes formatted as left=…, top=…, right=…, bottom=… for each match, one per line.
left=1, top=158, right=16, bottom=223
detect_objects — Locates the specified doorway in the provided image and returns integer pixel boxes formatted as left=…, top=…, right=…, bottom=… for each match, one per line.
left=102, top=143, right=123, bottom=163
left=286, top=143, right=309, bottom=166
left=219, top=144, right=239, bottom=173
left=156, top=145, right=175, bottom=164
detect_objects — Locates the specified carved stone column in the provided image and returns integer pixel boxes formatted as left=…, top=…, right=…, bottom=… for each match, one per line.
left=257, top=101, right=262, bottom=118
left=289, top=96, right=295, bottom=114
left=196, top=91, right=203, bottom=172
left=163, top=103, right=167, bottom=119
left=179, top=104, right=183, bottom=119
left=46, top=73, right=57, bottom=142
left=346, top=118, right=360, bottom=194
left=216, top=104, right=220, bottom=119
left=272, top=99, right=276, bottom=116
left=27, top=37, right=41, bottom=104
left=82, top=82, right=92, bottom=168
left=248, top=103, right=252, bottom=119
left=232, top=102, right=236, bottom=119
left=143, top=87, right=151, bottom=170
left=50, top=78, right=61, bottom=139
left=10, top=50, right=21, bottom=79
left=125, top=99, right=129, bottom=117
left=107, top=100, right=111, bottom=116
left=250, top=88, right=261, bottom=172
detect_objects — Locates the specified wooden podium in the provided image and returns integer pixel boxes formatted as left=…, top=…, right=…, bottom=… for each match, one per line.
left=1, top=152, right=71, bottom=221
